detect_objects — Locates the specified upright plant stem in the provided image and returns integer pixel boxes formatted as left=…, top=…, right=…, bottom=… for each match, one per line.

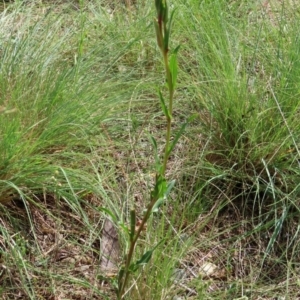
left=162, top=52, right=174, bottom=174
left=118, top=194, right=159, bottom=299
left=117, top=1, right=176, bottom=298
left=118, top=54, right=173, bottom=298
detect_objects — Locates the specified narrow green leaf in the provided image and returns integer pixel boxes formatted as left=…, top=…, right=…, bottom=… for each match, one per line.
left=163, top=28, right=169, bottom=53
left=155, top=0, right=160, bottom=14
left=265, top=207, right=287, bottom=257
left=167, top=114, right=196, bottom=156
left=118, top=266, right=125, bottom=289
left=151, top=174, right=167, bottom=200
left=149, top=135, right=158, bottom=152
left=149, top=134, right=162, bottom=172
left=152, top=197, right=165, bottom=213
left=157, top=174, right=167, bottom=198
left=134, top=239, right=165, bottom=269
left=152, top=180, right=175, bottom=213
left=161, top=0, right=168, bottom=24
left=164, top=8, right=176, bottom=52
left=166, top=179, right=176, bottom=196
left=154, top=19, right=163, bottom=50
left=158, top=90, right=172, bottom=119
left=136, top=250, right=153, bottom=266
left=173, top=44, right=181, bottom=55
left=97, top=207, right=118, bottom=223
left=169, top=45, right=180, bottom=88
left=168, top=122, right=187, bottom=156
left=129, top=209, right=136, bottom=242
left=168, top=8, right=176, bottom=29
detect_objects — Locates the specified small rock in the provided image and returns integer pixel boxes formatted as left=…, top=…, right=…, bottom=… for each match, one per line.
left=172, top=296, right=185, bottom=300
left=198, top=262, right=217, bottom=278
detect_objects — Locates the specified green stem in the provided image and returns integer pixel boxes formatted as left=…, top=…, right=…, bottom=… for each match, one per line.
left=162, top=52, right=174, bottom=174
left=118, top=195, right=159, bottom=299
left=118, top=2, right=175, bottom=298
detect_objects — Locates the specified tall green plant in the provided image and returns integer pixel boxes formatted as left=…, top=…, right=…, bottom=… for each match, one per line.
left=116, top=0, right=183, bottom=298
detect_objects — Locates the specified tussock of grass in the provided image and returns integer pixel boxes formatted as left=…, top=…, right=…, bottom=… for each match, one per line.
left=0, top=0, right=300, bottom=299
left=175, top=0, right=300, bottom=298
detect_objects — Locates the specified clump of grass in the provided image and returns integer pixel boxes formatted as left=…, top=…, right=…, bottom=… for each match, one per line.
left=0, top=0, right=140, bottom=202
left=176, top=0, right=300, bottom=293
left=0, top=1, right=143, bottom=298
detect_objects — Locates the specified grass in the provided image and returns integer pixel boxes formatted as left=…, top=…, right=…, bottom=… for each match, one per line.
left=0, top=0, right=300, bottom=299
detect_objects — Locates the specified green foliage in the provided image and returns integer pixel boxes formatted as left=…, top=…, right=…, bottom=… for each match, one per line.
left=116, top=1, right=185, bottom=298
left=1, top=0, right=300, bottom=299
